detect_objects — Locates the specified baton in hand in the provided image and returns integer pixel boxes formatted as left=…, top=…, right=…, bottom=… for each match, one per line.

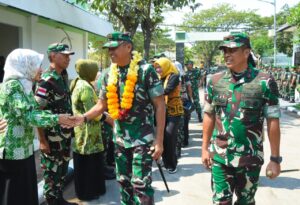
left=149, top=146, right=170, bottom=193
left=156, top=159, right=170, bottom=193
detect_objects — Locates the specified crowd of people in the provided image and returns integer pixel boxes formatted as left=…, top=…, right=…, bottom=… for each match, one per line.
left=0, top=31, right=283, bottom=205
left=259, top=66, right=300, bottom=103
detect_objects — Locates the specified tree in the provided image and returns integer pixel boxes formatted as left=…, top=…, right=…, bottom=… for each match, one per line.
left=76, top=0, right=195, bottom=60
left=288, top=2, right=300, bottom=27
left=182, top=3, right=260, bottom=67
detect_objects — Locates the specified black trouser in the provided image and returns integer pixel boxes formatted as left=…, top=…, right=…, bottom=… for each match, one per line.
left=183, top=111, right=191, bottom=145
left=162, top=116, right=181, bottom=170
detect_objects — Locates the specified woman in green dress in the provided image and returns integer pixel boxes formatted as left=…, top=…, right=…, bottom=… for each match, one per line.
left=70, top=59, right=111, bottom=201
left=0, top=48, right=73, bottom=205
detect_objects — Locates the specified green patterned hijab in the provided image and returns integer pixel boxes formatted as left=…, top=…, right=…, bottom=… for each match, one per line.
left=70, top=59, right=98, bottom=93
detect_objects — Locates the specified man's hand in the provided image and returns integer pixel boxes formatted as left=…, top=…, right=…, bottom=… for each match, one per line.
left=202, top=148, right=212, bottom=170
left=58, top=114, right=75, bottom=128
left=105, top=114, right=114, bottom=127
left=68, top=115, right=85, bottom=127
left=0, top=119, right=7, bottom=134
left=39, top=140, right=50, bottom=154
left=266, top=161, right=281, bottom=179
left=151, top=141, right=163, bottom=161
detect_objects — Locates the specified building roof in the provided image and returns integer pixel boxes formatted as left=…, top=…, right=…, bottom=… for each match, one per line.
left=277, top=23, right=297, bottom=33
left=0, top=0, right=113, bottom=37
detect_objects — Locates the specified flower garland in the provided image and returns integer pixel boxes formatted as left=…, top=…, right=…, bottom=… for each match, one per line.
left=106, top=51, right=142, bottom=120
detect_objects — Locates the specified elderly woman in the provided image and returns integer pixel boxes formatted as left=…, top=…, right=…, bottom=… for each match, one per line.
left=0, top=49, right=73, bottom=205
left=70, top=59, right=110, bottom=201
left=154, top=57, right=184, bottom=174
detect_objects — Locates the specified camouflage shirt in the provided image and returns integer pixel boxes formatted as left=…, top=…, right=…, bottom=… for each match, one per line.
left=35, top=68, right=74, bottom=142
left=71, top=79, right=104, bottom=154
left=204, top=67, right=280, bottom=167
left=186, top=68, right=201, bottom=90
left=100, top=63, right=164, bottom=148
left=0, top=80, right=58, bottom=159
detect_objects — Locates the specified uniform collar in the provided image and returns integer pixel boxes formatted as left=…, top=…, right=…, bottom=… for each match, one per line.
left=224, top=66, right=258, bottom=84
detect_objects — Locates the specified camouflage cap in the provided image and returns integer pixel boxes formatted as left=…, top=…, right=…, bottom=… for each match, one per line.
left=219, top=32, right=251, bottom=50
left=103, top=31, right=132, bottom=48
left=185, top=60, right=194, bottom=65
left=153, top=53, right=166, bottom=58
left=47, top=43, right=75, bottom=55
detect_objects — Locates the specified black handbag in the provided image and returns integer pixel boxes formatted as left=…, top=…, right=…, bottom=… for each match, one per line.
left=183, top=99, right=195, bottom=114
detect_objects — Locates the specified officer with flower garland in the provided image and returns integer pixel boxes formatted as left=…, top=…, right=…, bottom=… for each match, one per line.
left=74, top=32, right=166, bottom=205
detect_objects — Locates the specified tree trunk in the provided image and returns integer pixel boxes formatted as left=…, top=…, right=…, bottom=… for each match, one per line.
left=143, top=28, right=152, bottom=61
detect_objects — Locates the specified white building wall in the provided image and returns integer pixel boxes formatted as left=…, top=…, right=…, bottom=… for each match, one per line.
left=0, top=7, right=88, bottom=79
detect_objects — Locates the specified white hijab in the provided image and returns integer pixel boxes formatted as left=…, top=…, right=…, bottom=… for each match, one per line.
left=3, top=49, right=44, bottom=94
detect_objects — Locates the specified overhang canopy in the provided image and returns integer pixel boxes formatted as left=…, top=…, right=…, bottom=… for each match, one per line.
left=0, top=0, right=113, bottom=37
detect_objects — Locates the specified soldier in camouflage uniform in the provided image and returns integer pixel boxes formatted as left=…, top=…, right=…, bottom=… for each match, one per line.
left=202, top=33, right=281, bottom=205
left=75, top=32, right=166, bottom=205
left=296, top=66, right=300, bottom=102
left=186, top=60, right=203, bottom=122
left=289, top=67, right=297, bottom=103
left=35, top=43, right=77, bottom=205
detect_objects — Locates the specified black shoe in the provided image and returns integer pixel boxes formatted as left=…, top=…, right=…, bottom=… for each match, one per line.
left=198, top=116, right=203, bottom=123
left=290, top=100, right=295, bottom=103
left=167, top=167, right=177, bottom=174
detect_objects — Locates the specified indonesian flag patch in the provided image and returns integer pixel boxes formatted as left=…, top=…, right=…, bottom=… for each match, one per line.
left=37, top=87, right=47, bottom=96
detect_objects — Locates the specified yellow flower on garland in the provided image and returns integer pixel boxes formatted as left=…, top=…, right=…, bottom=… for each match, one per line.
left=106, top=51, right=142, bottom=120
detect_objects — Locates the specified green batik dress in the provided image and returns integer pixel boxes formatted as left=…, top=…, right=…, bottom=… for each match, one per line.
left=0, top=79, right=58, bottom=160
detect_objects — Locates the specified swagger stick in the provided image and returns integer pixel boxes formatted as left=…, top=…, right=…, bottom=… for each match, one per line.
left=149, top=146, right=170, bottom=193
left=156, top=159, right=170, bottom=193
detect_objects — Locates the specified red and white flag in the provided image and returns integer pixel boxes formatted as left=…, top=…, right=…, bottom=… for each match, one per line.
left=37, top=87, right=47, bottom=96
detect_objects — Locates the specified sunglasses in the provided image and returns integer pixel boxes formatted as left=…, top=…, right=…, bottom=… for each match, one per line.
left=108, top=41, right=125, bottom=50
left=222, top=47, right=240, bottom=54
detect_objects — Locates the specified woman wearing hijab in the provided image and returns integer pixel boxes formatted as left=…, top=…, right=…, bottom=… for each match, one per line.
left=0, top=48, right=73, bottom=205
left=154, top=58, right=184, bottom=174
left=70, top=59, right=110, bottom=200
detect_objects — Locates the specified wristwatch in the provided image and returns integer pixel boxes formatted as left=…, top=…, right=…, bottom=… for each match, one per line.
left=83, top=115, right=88, bottom=123
left=270, top=156, right=282, bottom=164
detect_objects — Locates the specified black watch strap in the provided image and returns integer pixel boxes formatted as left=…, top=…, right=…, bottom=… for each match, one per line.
left=270, top=156, right=282, bottom=164
left=83, top=115, right=88, bottom=123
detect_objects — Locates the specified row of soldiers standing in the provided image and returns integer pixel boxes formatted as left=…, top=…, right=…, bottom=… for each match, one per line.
left=270, top=66, right=300, bottom=103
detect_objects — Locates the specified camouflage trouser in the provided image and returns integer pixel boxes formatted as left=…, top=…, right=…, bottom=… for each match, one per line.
left=101, top=122, right=114, bottom=165
left=192, top=87, right=202, bottom=118
left=211, top=161, right=261, bottom=205
left=284, top=84, right=289, bottom=100
left=115, top=143, right=154, bottom=205
left=176, top=115, right=184, bottom=157
left=289, top=86, right=295, bottom=101
left=41, top=139, right=71, bottom=200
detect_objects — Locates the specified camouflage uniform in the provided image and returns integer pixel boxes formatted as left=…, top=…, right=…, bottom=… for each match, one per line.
left=186, top=67, right=202, bottom=121
left=35, top=69, right=74, bottom=201
left=289, top=68, right=297, bottom=103
left=99, top=62, right=164, bottom=205
left=282, top=70, right=290, bottom=100
left=204, top=66, right=280, bottom=204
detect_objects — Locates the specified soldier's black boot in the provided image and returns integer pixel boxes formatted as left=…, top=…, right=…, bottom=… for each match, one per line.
left=198, top=114, right=203, bottom=123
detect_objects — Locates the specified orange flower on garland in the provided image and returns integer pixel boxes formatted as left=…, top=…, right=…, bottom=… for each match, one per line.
left=106, top=51, right=142, bottom=120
